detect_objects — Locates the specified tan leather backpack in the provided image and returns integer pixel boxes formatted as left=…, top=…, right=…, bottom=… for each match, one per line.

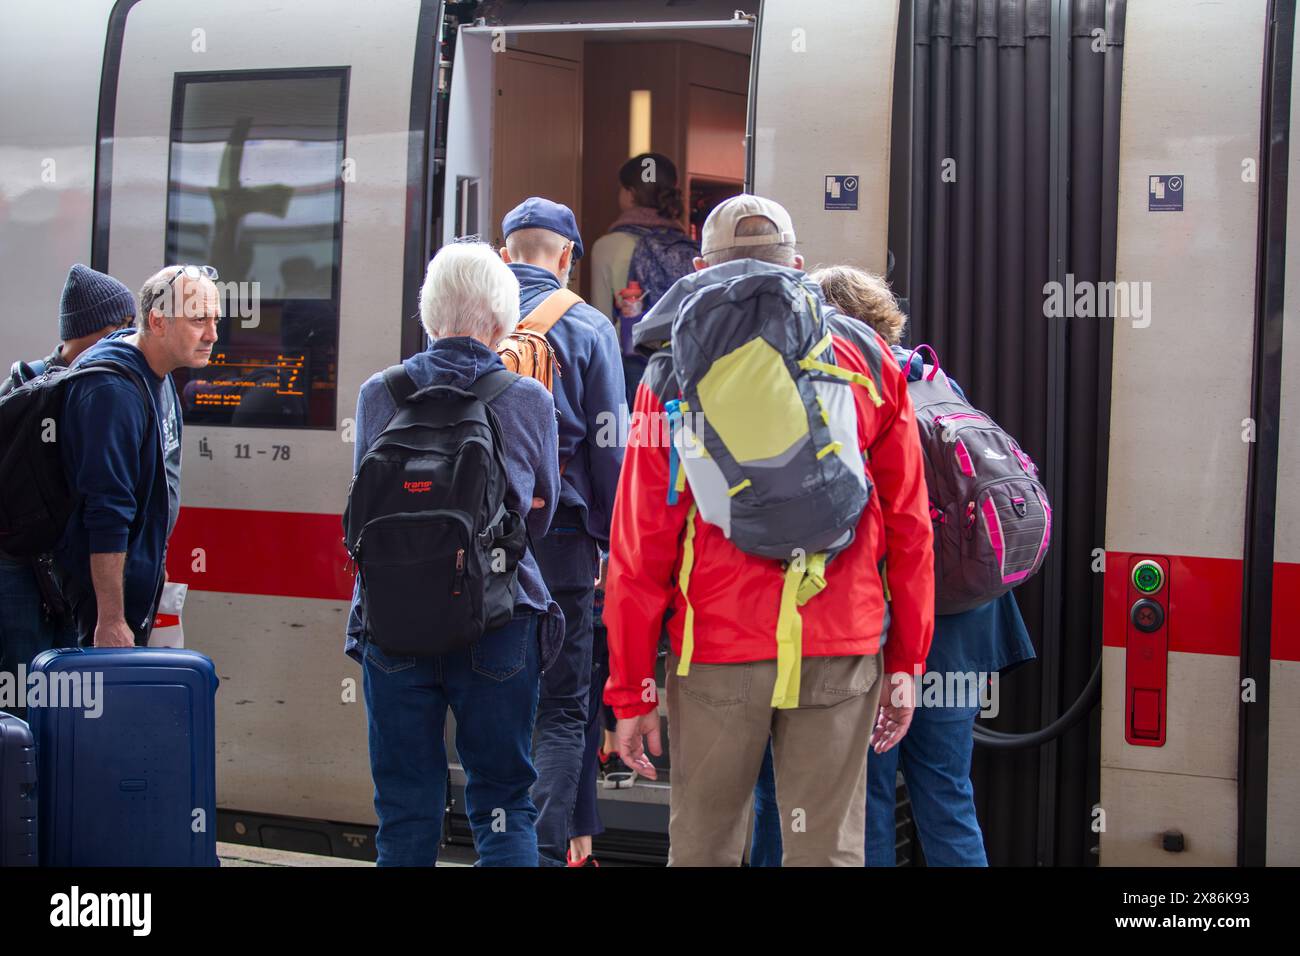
left=497, top=288, right=581, bottom=392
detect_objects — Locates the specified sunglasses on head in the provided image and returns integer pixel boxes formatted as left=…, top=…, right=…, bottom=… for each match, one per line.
left=164, top=264, right=218, bottom=289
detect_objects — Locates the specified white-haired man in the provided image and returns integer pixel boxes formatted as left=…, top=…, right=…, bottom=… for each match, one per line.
left=54, top=264, right=219, bottom=648
left=603, top=195, right=936, bottom=865
left=346, top=240, right=561, bottom=866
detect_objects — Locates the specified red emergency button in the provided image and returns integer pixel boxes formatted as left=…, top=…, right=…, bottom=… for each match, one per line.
left=1130, top=688, right=1161, bottom=740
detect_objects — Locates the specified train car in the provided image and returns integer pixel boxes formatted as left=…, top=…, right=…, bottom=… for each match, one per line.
left=0, top=0, right=1295, bottom=866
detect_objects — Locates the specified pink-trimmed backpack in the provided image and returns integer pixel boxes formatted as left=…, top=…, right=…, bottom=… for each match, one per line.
left=902, top=344, right=1052, bottom=615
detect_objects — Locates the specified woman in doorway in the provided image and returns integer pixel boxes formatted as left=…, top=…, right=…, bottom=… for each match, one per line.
left=589, top=151, right=699, bottom=410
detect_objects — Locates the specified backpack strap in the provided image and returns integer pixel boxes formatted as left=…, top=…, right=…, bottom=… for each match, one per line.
left=903, top=343, right=942, bottom=381
left=8, top=358, right=45, bottom=390
left=519, top=289, right=582, bottom=337
left=74, top=360, right=158, bottom=427
left=381, top=364, right=419, bottom=405
left=469, top=368, right=520, bottom=406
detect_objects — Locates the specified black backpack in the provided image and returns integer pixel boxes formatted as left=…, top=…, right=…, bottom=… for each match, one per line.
left=0, top=360, right=153, bottom=558
left=343, top=366, right=528, bottom=657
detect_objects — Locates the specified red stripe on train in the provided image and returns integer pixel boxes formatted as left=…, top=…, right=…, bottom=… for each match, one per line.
left=162, top=517, right=1300, bottom=659
left=1104, top=550, right=1300, bottom=661
left=1273, top=561, right=1300, bottom=661
left=165, top=506, right=354, bottom=601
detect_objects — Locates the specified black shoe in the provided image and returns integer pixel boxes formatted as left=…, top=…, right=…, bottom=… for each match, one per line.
left=598, top=749, right=638, bottom=789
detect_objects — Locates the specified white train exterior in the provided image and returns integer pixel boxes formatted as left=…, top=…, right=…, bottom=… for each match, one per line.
left=0, top=0, right=1294, bottom=865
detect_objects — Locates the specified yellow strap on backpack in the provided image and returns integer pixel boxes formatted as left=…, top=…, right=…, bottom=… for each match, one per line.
left=798, top=358, right=884, bottom=407
left=675, top=505, right=699, bottom=676
left=799, top=331, right=884, bottom=407
left=771, top=562, right=806, bottom=709
left=673, top=507, right=828, bottom=709
left=796, top=552, right=828, bottom=606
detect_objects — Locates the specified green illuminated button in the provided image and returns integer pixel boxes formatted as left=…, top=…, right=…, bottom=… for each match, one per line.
left=1133, top=560, right=1164, bottom=594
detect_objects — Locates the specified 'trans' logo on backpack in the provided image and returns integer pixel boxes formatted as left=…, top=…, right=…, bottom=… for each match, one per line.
left=402, top=480, right=433, bottom=494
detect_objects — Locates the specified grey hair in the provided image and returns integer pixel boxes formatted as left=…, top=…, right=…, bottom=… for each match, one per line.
left=419, top=240, right=520, bottom=343
left=136, top=266, right=184, bottom=333
left=704, top=215, right=799, bottom=268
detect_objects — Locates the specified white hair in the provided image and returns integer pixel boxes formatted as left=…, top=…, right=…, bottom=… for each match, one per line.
left=419, top=241, right=520, bottom=343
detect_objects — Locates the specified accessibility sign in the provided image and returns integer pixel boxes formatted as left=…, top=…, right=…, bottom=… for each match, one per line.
left=825, top=175, right=859, bottom=211
left=1148, top=174, right=1184, bottom=212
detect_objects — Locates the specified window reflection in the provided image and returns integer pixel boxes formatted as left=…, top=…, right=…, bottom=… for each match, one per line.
left=166, top=70, right=347, bottom=429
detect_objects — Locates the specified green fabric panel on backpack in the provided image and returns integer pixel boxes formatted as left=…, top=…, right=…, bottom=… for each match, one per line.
left=696, top=337, right=808, bottom=465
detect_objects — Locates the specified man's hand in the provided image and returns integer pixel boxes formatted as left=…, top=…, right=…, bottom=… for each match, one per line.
left=94, top=617, right=136, bottom=648
left=615, top=711, right=662, bottom=780
left=872, top=671, right=916, bottom=753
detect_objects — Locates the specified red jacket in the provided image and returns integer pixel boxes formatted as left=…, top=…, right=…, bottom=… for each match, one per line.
left=603, top=311, right=935, bottom=719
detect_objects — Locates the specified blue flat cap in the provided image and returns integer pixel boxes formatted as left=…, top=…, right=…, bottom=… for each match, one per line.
left=501, top=197, right=584, bottom=260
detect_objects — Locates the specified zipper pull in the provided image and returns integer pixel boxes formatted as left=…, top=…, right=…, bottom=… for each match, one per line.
left=453, top=548, right=466, bottom=596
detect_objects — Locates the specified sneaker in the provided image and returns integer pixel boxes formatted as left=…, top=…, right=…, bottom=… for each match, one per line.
left=598, top=749, right=637, bottom=789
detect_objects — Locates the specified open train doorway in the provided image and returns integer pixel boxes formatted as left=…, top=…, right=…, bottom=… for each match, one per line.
left=434, top=6, right=755, bottom=862
left=430, top=0, right=903, bottom=863
left=440, top=16, right=755, bottom=310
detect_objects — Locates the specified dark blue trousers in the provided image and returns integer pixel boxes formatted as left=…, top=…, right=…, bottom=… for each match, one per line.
left=531, top=508, right=599, bottom=866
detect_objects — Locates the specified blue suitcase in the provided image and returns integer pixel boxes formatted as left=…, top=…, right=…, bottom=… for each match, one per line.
left=29, top=647, right=219, bottom=866
left=0, top=712, right=37, bottom=866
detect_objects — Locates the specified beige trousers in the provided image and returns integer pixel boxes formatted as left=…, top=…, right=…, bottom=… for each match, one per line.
left=665, top=651, right=882, bottom=867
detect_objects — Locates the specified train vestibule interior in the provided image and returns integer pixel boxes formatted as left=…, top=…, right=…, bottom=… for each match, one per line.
left=442, top=22, right=754, bottom=309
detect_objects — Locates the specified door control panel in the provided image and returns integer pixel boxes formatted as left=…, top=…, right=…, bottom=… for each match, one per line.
left=1125, top=556, right=1170, bottom=746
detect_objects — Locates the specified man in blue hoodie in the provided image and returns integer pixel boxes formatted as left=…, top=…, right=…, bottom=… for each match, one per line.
left=499, top=198, right=626, bottom=866
left=56, top=265, right=220, bottom=647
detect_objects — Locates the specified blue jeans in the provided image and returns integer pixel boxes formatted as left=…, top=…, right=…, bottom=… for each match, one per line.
left=749, top=741, right=783, bottom=866
left=865, top=706, right=987, bottom=866
left=362, top=612, right=542, bottom=867
left=0, top=558, right=75, bottom=718
left=531, top=511, right=598, bottom=866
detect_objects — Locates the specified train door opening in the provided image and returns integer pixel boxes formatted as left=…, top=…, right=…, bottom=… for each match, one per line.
left=441, top=19, right=755, bottom=309
left=432, top=0, right=904, bottom=862
left=435, top=13, right=755, bottom=860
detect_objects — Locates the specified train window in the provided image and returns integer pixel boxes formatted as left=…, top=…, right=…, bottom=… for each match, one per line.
left=165, top=69, right=348, bottom=429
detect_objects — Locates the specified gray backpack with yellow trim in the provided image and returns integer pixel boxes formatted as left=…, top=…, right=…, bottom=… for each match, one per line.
left=666, top=265, right=878, bottom=561
left=650, top=261, right=886, bottom=710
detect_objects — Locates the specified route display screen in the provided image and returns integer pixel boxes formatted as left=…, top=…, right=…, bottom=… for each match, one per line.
left=175, top=344, right=319, bottom=428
